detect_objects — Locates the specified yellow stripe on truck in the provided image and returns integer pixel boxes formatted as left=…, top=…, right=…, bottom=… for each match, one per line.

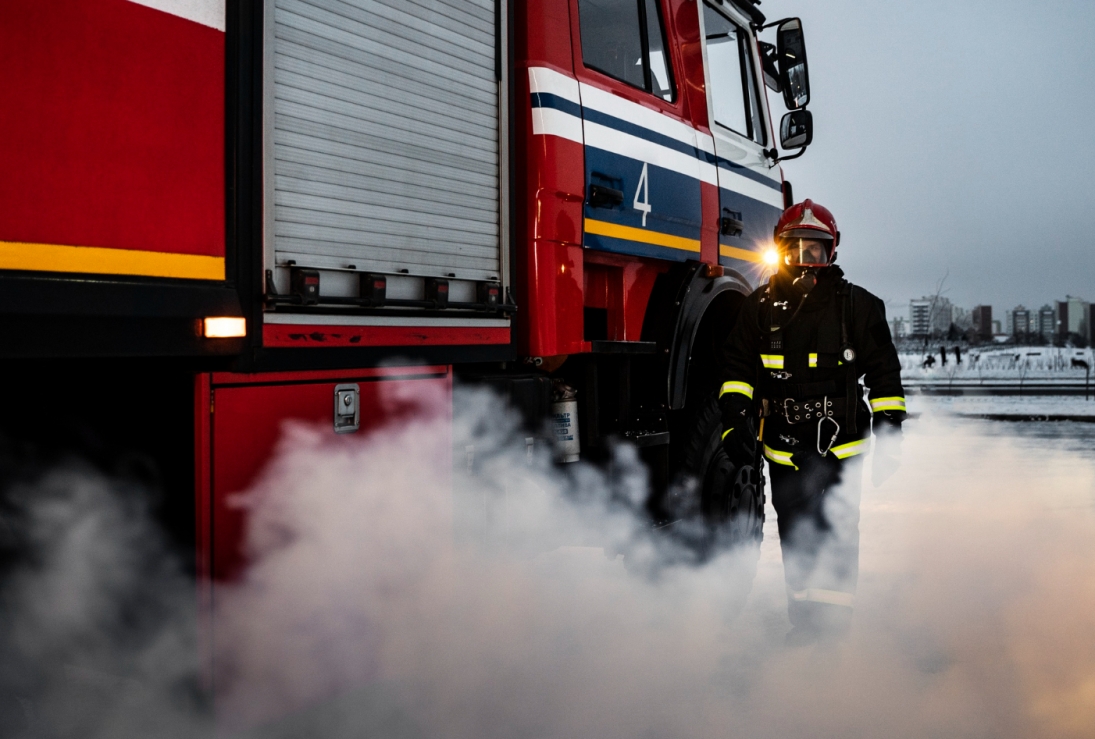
left=584, top=218, right=701, bottom=252
left=719, top=244, right=766, bottom=263
left=0, top=240, right=225, bottom=280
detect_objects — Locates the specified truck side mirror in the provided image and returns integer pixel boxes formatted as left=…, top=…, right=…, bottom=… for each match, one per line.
left=780, top=110, right=813, bottom=150
left=776, top=18, right=810, bottom=109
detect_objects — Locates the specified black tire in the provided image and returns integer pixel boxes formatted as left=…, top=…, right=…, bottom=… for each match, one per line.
left=672, top=392, right=765, bottom=556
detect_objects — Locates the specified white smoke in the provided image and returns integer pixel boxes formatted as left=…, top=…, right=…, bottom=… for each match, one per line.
left=2, top=388, right=1095, bottom=738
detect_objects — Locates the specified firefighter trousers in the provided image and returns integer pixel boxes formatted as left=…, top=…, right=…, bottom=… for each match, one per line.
left=768, top=451, right=863, bottom=633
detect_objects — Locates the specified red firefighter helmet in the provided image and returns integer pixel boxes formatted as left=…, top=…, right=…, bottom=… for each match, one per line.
left=773, top=199, right=840, bottom=267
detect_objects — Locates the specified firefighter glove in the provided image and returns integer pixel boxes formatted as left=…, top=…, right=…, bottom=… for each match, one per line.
left=871, top=412, right=903, bottom=487
left=721, top=417, right=756, bottom=471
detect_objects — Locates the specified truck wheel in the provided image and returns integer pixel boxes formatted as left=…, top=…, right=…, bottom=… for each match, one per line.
left=675, top=393, right=765, bottom=554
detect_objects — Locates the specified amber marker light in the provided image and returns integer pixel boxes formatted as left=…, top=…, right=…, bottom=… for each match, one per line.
left=203, top=317, right=247, bottom=338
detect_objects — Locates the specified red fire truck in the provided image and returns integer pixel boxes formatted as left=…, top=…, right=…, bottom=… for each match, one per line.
left=1, top=0, right=813, bottom=701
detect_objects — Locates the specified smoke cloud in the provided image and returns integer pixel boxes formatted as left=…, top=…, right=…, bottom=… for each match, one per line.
left=1, top=387, right=1094, bottom=738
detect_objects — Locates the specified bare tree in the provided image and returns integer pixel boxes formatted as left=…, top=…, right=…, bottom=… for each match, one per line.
left=921, top=271, right=950, bottom=350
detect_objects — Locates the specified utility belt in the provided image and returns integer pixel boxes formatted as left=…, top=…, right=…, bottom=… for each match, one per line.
left=761, top=396, right=848, bottom=425
left=761, top=395, right=850, bottom=456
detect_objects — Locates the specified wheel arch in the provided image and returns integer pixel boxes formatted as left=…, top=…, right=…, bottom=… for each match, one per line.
left=641, top=262, right=754, bottom=412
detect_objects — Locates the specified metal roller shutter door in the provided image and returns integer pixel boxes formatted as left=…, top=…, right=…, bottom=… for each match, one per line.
left=271, top=0, right=501, bottom=282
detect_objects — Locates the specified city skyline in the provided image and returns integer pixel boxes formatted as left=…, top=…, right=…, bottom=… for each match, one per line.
left=891, top=293, right=1091, bottom=342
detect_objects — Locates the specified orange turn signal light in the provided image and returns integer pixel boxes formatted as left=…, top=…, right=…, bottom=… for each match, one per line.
left=203, top=317, right=246, bottom=338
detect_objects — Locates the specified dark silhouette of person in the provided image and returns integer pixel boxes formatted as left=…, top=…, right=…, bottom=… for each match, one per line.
left=940, top=346, right=947, bottom=366
left=954, top=346, right=962, bottom=365
left=922, top=354, right=936, bottom=369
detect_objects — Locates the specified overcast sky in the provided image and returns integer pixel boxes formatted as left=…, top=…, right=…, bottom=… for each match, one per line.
left=761, top=0, right=1095, bottom=314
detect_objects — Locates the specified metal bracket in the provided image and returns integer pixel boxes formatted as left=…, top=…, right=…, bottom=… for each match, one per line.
left=333, top=383, right=360, bottom=434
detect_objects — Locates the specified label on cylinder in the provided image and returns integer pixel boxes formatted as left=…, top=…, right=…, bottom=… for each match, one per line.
left=552, top=399, right=580, bottom=463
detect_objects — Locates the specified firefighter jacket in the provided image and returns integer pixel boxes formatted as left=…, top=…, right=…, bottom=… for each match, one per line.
left=716, top=265, right=905, bottom=470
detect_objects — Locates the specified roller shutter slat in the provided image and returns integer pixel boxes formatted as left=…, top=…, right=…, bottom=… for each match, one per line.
left=275, top=121, right=499, bottom=188
left=272, top=0, right=501, bottom=281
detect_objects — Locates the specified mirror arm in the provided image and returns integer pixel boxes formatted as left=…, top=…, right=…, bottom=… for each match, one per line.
left=765, top=146, right=809, bottom=166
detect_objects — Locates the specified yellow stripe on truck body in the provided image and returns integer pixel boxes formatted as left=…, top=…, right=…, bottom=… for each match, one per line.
left=0, top=240, right=225, bottom=281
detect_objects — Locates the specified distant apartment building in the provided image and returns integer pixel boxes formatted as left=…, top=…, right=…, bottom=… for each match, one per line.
left=991, top=319, right=1002, bottom=335
left=909, top=296, right=953, bottom=337
left=971, top=305, right=993, bottom=339
left=952, top=306, right=972, bottom=331
left=1006, top=305, right=1031, bottom=336
left=890, top=316, right=909, bottom=339
left=1037, top=304, right=1055, bottom=338
left=910, top=300, right=931, bottom=336
left=1056, top=296, right=1090, bottom=342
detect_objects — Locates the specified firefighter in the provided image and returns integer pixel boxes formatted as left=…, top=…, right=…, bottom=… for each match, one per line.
left=717, top=200, right=905, bottom=645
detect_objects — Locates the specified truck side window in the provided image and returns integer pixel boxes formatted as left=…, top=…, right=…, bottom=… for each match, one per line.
left=579, top=0, right=676, bottom=102
left=703, top=3, right=766, bottom=145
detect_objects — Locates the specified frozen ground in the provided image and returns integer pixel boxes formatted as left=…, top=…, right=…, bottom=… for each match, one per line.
left=901, top=346, right=1094, bottom=388
left=909, top=393, right=1095, bottom=418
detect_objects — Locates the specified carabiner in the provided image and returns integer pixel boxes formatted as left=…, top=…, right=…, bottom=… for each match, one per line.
left=817, top=416, right=840, bottom=456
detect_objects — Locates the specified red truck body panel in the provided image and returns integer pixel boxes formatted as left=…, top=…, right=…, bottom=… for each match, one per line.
left=0, top=0, right=225, bottom=280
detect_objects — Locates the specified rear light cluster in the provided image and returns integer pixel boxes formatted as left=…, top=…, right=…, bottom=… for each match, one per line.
left=283, top=267, right=503, bottom=311
left=359, top=273, right=386, bottom=305
left=424, top=278, right=449, bottom=307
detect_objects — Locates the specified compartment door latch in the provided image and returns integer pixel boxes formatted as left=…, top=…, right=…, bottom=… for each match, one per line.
left=334, top=383, right=360, bottom=434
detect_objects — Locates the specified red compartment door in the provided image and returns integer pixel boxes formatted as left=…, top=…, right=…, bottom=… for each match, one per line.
left=195, top=365, right=452, bottom=726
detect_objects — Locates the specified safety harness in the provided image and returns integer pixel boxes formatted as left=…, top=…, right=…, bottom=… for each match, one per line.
left=759, top=277, right=859, bottom=456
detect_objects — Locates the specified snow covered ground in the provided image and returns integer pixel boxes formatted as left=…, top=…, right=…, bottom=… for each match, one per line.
left=899, top=346, right=1095, bottom=393
left=901, top=346, right=1093, bottom=382
left=909, top=393, right=1095, bottom=418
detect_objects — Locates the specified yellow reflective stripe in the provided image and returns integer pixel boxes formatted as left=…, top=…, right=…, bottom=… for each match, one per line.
left=719, top=381, right=754, bottom=399
left=719, top=244, right=766, bottom=263
left=0, top=240, right=225, bottom=280
left=760, top=354, right=784, bottom=369
left=721, top=428, right=733, bottom=440
left=790, top=588, right=855, bottom=608
left=870, top=396, right=907, bottom=412
left=808, top=353, right=818, bottom=368
left=584, top=218, right=701, bottom=252
left=763, top=444, right=798, bottom=470
left=831, top=439, right=869, bottom=459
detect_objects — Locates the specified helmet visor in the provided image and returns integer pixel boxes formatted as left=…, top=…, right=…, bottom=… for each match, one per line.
left=779, top=237, right=833, bottom=267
